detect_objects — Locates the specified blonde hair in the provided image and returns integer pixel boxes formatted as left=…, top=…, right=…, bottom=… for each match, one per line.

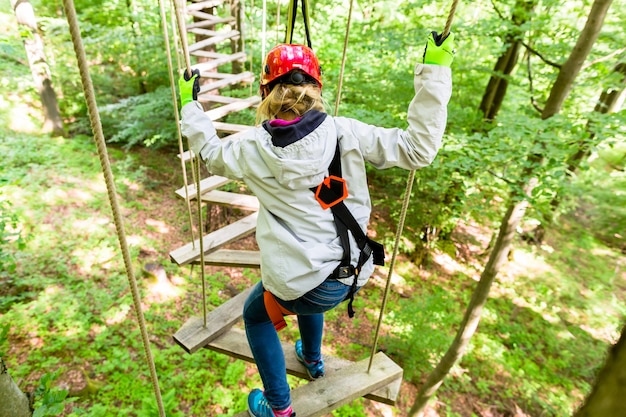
left=256, top=83, right=326, bottom=125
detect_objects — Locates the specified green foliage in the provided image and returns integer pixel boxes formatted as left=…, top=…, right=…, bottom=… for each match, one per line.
left=139, top=389, right=184, bottom=417
left=72, top=86, right=178, bottom=149
left=32, top=372, right=71, bottom=417
left=383, top=285, right=461, bottom=380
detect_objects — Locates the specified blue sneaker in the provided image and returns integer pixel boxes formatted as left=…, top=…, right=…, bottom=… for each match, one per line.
left=295, top=340, right=325, bottom=379
left=247, top=389, right=295, bottom=417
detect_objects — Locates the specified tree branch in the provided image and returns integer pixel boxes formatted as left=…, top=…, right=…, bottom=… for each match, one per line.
left=526, top=50, right=544, bottom=114
left=522, top=41, right=562, bottom=68
left=582, top=47, right=626, bottom=71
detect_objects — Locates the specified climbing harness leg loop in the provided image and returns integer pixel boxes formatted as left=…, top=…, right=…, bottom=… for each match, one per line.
left=263, top=289, right=295, bottom=332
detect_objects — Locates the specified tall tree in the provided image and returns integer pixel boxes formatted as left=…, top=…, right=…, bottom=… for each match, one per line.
left=12, top=0, right=64, bottom=137
left=480, top=0, right=538, bottom=120
left=408, top=1, right=615, bottom=415
left=0, top=357, right=31, bottom=417
left=573, top=323, right=626, bottom=417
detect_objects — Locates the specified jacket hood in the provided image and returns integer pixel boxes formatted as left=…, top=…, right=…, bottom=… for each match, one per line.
left=260, top=111, right=336, bottom=190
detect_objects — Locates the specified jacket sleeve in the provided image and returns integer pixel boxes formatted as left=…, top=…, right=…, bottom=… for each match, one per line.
left=337, top=63, right=452, bottom=170
left=180, top=102, right=245, bottom=180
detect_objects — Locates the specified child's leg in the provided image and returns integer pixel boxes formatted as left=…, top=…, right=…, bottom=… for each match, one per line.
left=296, top=314, right=324, bottom=362
left=243, top=281, right=291, bottom=411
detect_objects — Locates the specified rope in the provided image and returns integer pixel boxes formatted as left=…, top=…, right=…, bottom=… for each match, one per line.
left=367, top=0, right=460, bottom=372
left=158, top=0, right=197, bottom=250
left=61, top=1, right=166, bottom=415
left=333, top=0, right=354, bottom=117
left=285, top=0, right=312, bottom=47
left=172, top=0, right=209, bottom=327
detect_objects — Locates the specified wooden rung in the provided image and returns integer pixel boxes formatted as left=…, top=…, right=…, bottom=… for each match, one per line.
left=199, top=94, right=250, bottom=105
left=213, top=121, right=252, bottom=133
left=193, top=53, right=247, bottom=73
left=188, top=28, right=223, bottom=37
left=199, top=72, right=254, bottom=94
left=207, top=327, right=402, bottom=405
left=172, top=286, right=253, bottom=354
left=204, top=96, right=261, bottom=121
left=195, top=249, right=261, bottom=268
left=187, top=14, right=235, bottom=28
left=200, top=190, right=259, bottom=211
left=189, top=31, right=240, bottom=52
left=169, top=212, right=258, bottom=265
left=187, top=0, right=223, bottom=11
left=174, top=175, right=231, bottom=201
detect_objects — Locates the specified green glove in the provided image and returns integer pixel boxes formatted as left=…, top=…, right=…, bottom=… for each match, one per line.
left=423, top=31, right=455, bottom=67
left=178, top=69, right=200, bottom=108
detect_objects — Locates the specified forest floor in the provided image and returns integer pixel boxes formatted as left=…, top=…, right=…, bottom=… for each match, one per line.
left=2, top=134, right=625, bottom=417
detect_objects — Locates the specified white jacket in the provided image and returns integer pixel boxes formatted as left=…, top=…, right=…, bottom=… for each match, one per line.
left=181, top=63, right=452, bottom=300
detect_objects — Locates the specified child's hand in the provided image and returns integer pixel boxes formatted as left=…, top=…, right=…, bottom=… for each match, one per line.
left=422, top=31, right=455, bottom=67
left=178, top=69, right=200, bottom=107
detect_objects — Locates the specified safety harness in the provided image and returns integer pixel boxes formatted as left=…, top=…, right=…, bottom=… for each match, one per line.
left=264, top=140, right=385, bottom=331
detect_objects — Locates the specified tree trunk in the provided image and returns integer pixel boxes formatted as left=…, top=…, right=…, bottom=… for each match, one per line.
left=546, top=61, right=625, bottom=217
left=408, top=178, right=537, bottom=417
left=572, top=323, right=626, bottom=417
left=0, top=358, right=32, bottom=417
left=230, top=0, right=244, bottom=74
left=479, top=0, right=537, bottom=120
left=408, top=1, right=614, bottom=415
left=12, top=0, right=64, bottom=137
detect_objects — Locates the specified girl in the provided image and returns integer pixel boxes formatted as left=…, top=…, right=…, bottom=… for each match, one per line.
left=179, top=31, right=454, bottom=417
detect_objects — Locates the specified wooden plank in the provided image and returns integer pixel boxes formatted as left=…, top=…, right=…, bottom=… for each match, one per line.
left=188, top=31, right=240, bottom=52
left=196, top=249, right=261, bottom=268
left=213, top=121, right=252, bottom=133
left=199, top=94, right=249, bottom=104
left=172, top=287, right=252, bottom=354
left=200, top=190, right=259, bottom=211
left=193, top=52, right=247, bottom=73
left=199, top=72, right=255, bottom=94
left=204, top=96, right=261, bottom=120
left=187, top=0, right=224, bottom=11
left=169, top=212, right=258, bottom=265
left=187, top=14, right=235, bottom=28
left=174, top=175, right=231, bottom=201
left=207, top=327, right=402, bottom=405
left=188, top=28, right=223, bottom=37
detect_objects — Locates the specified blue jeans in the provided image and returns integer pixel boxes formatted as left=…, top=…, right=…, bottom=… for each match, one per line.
left=243, top=278, right=352, bottom=410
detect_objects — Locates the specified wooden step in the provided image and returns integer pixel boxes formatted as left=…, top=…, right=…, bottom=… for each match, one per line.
left=172, top=285, right=254, bottom=354
left=173, top=286, right=401, bottom=404
left=189, top=31, right=240, bottom=52
left=174, top=175, right=231, bottom=201
left=200, top=190, right=259, bottom=211
left=199, top=72, right=255, bottom=94
left=200, top=94, right=251, bottom=105
left=169, top=212, right=258, bottom=265
left=187, top=13, right=235, bottom=29
left=213, top=121, right=252, bottom=133
left=208, top=328, right=403, bottom=406
left=187, top=0, right=224, bottom=12
left=197, top=249, right=261, bottom=268
left=203, top=96, right=261, bottom=120
left=192, top=52, right=247, bottom=73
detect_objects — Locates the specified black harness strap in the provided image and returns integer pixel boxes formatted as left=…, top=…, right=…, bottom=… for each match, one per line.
left=312, top=142, right=385, bottom=317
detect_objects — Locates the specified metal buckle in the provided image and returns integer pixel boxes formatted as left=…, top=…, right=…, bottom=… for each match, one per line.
left=336, top=266, right=355, bottom=278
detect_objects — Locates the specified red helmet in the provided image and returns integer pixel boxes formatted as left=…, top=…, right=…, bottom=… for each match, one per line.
left=260, top=44, right=322, bottom=96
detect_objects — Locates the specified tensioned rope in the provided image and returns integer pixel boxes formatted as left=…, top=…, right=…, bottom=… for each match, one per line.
left=172, top=0, right=210, bottom=327
left=367, top=0, right=460, bottom=372
left=158, top=0, right=197, bottom=250
left=61, top=0, right=166, bottom=415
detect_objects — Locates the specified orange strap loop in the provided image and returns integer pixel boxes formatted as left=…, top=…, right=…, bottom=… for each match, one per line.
left=263, top=290, right=295, bottom=332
